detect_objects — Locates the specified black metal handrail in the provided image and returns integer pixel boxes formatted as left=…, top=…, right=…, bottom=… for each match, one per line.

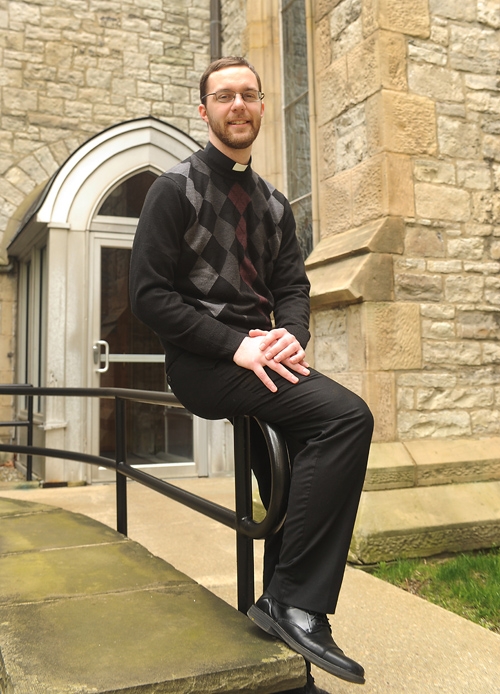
left=0, top=384, right=290, bottom=613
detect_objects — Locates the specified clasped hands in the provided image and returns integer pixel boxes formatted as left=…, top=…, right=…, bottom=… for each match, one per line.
left=233, top=327, right=310, bottom=393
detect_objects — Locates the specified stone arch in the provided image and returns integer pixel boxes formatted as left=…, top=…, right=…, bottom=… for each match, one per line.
left=7, top=117, right=199, bottom=257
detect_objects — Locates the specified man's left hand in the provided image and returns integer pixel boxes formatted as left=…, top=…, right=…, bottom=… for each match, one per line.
left=249, top=328, right=309, bottom=371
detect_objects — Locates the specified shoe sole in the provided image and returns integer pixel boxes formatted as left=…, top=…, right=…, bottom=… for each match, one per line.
left=247, top=604, right=365, bottom=685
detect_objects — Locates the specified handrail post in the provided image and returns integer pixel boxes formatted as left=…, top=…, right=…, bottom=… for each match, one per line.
left=115, top=396, right=128, bottom=536
left=26, top=386, right=33, bottom=481
left=233, top=415, right=255, bottom=614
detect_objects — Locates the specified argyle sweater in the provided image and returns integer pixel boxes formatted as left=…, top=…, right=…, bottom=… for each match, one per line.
left=130, top=142, right=311, bottom=369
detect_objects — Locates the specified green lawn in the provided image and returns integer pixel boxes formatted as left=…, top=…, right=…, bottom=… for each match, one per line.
left=371, top=547, right=500, bottom=634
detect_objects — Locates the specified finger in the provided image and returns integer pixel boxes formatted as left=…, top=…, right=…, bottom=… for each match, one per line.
left=254, top=365, right=278, bottom=393
left=249, top=329, right=269, bottom=337
left=264, top=335, right=295, bottom=360
left=266, top=359, right=299, bottom=384
left=273, top=344, right=305, bottom=364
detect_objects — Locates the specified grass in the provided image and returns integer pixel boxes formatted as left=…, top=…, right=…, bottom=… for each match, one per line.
left=371, top=547, right=500, bottom=634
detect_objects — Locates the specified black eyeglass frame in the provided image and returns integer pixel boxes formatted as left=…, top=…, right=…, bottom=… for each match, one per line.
left=201, top=90, right=265, bottom=103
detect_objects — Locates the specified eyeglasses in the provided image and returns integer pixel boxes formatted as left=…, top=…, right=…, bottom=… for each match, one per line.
left=201, top=90, right=265, bottom=103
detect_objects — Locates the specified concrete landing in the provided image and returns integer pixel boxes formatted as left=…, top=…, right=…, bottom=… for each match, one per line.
left=0, top=497, right=305, bottom=694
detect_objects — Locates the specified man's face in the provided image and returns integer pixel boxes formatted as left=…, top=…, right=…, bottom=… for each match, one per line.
left=199, top=66, right=264, bottom=158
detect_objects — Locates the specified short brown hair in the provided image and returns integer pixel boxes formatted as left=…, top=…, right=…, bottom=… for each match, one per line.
left=199, top=56, right=262, bottom=102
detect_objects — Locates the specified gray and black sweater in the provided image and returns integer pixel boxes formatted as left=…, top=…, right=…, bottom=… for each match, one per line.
left=130, top=142, right=311, bottom=369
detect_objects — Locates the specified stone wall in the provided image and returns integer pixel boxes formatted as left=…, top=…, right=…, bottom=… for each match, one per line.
left=0, top=0, right=211, bottom=433
left=398, top=0, right=500, bottom=439
left=0, top=0, right=210, bottom=257
left=311, top=0, right=500, bottom=441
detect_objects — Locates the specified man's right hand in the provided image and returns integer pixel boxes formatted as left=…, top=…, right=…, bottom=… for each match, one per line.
left=233, top=332, right=310, bottom=393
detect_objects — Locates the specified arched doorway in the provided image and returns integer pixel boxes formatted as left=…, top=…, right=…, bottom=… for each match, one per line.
left=9, top=118, right=215, bottom=483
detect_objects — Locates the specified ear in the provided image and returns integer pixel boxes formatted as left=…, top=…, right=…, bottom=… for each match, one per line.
left=198, top=103, right=209, bottom=124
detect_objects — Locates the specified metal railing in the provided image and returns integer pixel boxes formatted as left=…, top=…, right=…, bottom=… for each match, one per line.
left=0, top=384, right=290, bottom=613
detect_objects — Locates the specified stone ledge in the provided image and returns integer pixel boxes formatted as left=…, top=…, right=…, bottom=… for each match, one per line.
left=0, top=498, right=305, bottom=694
left=364, top=437, right=500, bottom=491
left=305, top=216, right=404, bottom=270
left=350, top=480, right=500, bottom=564
left=307, top=252, right=394, bottom=309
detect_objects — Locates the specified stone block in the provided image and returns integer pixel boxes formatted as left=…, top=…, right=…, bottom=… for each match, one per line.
left=415, top=182, right=471, bottom=222
left=458, top=310, right=500, bottom=340
left=351, top=480, right=500, bottom=563
left=437, top=116, right=481, bottom=159
left=408, top=63, right=464, bottom=102
left=367, top=90, right=437, bottom=156
left=331, top=16, right=363, bottom=62
left=482, top=341, right=500, bottom=364
left=464, top=260, right=500, bottom=274
left=415, top=385, right=494, bottom=411
left=395, top=272, right=443, bottom=301
left=477, top=0, right=500, bottom=29
left=352, top=153, right=414, bottom=223
left=365, top=302, right=421, bottom=371
left=483, top=134, right=500, bottom=163
left=3, top=87, right=38, bottom=113
left=319, top=170, right=352, bottom=235
left=313, top=308, right=348, bottom=373
left=377, top=0, right=430, bottom=37
left=404, top=224, right=446, bottom=257
left=414, top=159, right=455, bottom=185
left=450, top=24, right=499, bottom=75
left=398, top=408, right=472, bottom=438
left=457, top=161, right=492, bottom=190
left=315, top=14, right=332, bottom=72
left=379, top=30, right=407, bottom=90
left=334, top=103, right=368, bottom=173
left=314, top=0, right=344, bottom=22
left=346, top=34, right=379, bottom=104
left=423, top=340, right=482, bottom=366
left=306, top=215, right=404, bottom=269
left=447, top=237, right=484, bottom=260
left=365, top=370, right=396, bottom=442
left=426, top=260, right=462, bottom=274
left=444, top=274, right=484, bottom=303
left=420, top=303, right=455, bottom=320
left=408, top=38, right=447, bottom=66
left=308, top=252, right=394, bottom=308
left=317, top=119, right=337, bottom=181
left=317, top=56, right=349, bottom=125
left=471, top=408, right=500, bottom=436
left=429, top=0, right=477, bottom=21
left=421, top=318, right=454, bottom=339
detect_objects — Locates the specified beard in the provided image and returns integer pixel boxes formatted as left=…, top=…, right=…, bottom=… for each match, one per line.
left=206, top=111, right=261, bottom=150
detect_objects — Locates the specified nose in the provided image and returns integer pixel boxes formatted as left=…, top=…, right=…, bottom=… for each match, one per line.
left=231, top=93, right=246, bottom=108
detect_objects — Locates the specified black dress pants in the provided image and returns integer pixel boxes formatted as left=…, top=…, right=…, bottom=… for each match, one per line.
left=167, top=351, right=374, bottom=615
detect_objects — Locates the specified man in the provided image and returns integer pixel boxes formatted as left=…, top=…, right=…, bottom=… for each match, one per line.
left=130, top=57, right=373, bottom=693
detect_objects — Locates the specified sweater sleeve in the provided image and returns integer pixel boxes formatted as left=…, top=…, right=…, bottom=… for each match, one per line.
left=268, top=202, right=311, bottom=350
left=129, top=175, right=246, bottom=360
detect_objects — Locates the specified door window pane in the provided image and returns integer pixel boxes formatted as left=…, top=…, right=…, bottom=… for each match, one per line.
left=99, top=247, right=193, bottom=465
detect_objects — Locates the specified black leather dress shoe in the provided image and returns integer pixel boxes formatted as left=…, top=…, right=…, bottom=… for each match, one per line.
left=247, top=593, right=365, bottom=685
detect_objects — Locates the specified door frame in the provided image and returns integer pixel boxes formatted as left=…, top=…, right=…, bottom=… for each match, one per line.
left=87, top=227, right=209, bottom=481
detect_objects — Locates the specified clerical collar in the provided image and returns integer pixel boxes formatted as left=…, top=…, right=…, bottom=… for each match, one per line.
left=198, top=142, right=252, bottom=177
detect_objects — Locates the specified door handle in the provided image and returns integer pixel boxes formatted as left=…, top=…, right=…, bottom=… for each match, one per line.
left=93, top=340, right=110, bottom=373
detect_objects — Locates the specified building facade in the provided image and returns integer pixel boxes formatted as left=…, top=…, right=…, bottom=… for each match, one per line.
left=1, top=0, right=499, bottom=560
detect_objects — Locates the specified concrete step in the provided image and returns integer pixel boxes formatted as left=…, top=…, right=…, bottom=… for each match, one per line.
left=364, top=437, right=500, bottom=491
left=0, top=497, right=305, bottom=694
left=350, top=479, right=500, bottom=564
